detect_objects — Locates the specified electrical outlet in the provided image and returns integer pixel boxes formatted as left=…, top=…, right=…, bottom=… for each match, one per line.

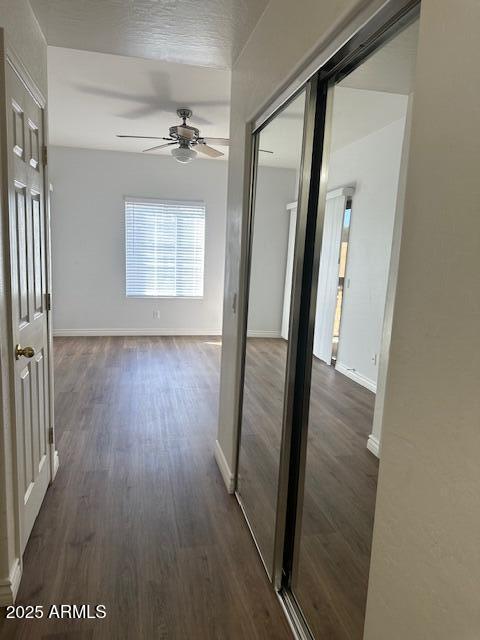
left=153, top=310, right=161, bottom=319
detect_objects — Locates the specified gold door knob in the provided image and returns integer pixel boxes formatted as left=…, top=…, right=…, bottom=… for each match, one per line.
left=15, top=344, right=35, bottom=360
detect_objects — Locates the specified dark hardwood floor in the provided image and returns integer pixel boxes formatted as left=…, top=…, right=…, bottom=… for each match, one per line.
left=295, top=349, right=379, bottom=640
left=238, top=337, right=288, bottom=576
left=238, top=338, right=379, bottom=640
left=0, top=336, right=291, bottom=640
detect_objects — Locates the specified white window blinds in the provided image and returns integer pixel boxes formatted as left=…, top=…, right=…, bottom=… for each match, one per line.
left=125, top=197, right=205, bottom=298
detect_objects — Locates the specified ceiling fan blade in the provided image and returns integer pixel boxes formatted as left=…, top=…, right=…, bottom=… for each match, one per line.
left=117, top=135, right=173, bottom=140
left=177, top=126, right=195, bottom=140
left=196, top=143, right=224, bottom=158
left=143, top=142, right=177, bottom=153
left=200, top=137, right=230, bottom=146
left=259, top=148, right=274, bottom=154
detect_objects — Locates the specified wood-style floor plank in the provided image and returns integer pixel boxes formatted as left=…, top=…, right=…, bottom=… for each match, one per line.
left=0, top=336, right=291, bottom=640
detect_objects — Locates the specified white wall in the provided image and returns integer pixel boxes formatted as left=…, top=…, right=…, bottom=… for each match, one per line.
left=248, top=165, right=297, bottom=336
left=49, top=147, right=227, bottom=335
left=364, top=1, right=480, bottom=636
left=329, top=113, right=408, bottom=390
left=0, top=0, right=47, bottom=604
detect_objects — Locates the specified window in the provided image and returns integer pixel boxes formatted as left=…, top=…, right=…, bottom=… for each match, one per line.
left=125, top=197, right=205, bottom=298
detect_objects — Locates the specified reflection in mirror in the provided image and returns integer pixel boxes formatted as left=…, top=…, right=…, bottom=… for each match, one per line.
left=292, top=19, right=419, bottom=639
left=237, top=91, right=306, bottom=576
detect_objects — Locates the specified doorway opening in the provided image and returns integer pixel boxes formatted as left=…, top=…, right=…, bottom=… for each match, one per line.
left=331, top=196, right=352, bottom=364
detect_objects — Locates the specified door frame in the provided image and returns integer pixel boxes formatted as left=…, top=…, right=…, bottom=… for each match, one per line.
left=233, top=0, right=421, bottom=636
left=0, top=32, right=57, bottom=603
left=312, top=186, right=354, bottom=365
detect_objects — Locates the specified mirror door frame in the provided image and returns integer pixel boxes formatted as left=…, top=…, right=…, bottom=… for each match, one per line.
left=234, top=84, right=311, bottom=577
left=234, top=0, right=421, bottom=637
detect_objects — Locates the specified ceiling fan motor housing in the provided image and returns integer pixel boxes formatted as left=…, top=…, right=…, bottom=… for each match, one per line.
left=169, top=124, right=199, bottom=141
left=177, top=108, right=192, bottom=120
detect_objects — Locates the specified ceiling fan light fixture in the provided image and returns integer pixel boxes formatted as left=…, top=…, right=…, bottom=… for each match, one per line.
left=171, top=145, right=197, bottom=164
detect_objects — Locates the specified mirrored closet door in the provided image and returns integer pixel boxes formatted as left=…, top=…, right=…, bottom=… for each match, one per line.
left=236, top=2, right=420, bottom=638
left=236, top=90, right=307, bottom=577
left=291, top=18, right=419, bottom=639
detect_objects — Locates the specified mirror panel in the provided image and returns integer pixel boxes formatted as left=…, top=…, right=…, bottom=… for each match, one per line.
left=237, top=91, right=306, bottom=576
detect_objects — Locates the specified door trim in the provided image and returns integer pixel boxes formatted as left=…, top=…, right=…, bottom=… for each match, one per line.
left=5, top=45, right=45, bottom=109
left=233, top=120, right=258, bottom=491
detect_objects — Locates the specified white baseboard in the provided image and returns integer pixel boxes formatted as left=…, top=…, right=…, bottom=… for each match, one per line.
left=367, top=434, right=381, bottom=458
left=247, top=330, right=281, bottom=338
left=0, top=558, right=22, bottom=606
left=214, top=440, right=235, bottom=494
left=335, top=362, right=377, bottom=393
left=53, top=328, right=222, bottom=337
left=52, top=449, right=60, bottom=481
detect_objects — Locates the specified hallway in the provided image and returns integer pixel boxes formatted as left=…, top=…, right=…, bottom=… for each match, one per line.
left=0, top=337, right=290, bottom=639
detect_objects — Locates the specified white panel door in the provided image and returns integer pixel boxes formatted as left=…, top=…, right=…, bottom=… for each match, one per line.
left=5, top=60, right=52, bottom=553
left=312, top=192, right=348, bottom=364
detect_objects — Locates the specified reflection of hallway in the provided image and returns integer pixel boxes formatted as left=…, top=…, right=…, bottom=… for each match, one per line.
left=0, top=337, right=291, bottom=640
left=239, top=338, right=378, bottom=638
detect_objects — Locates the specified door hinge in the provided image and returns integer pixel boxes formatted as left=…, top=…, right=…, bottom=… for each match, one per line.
left=46, top=292, right=52, bottom=311
left=42, top=145, right=48, bottom=166
left=48, top=427, right=54, bottom=445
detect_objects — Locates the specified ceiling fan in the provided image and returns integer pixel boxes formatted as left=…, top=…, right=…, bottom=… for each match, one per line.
left=117, top=108, right=229, bottom=164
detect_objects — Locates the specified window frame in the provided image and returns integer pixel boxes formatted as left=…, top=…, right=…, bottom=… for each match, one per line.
left=124, top=195, right=206, bottom=300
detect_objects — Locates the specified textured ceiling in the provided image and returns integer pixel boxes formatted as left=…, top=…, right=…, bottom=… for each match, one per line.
left=47, top=46, right=230, bottom=156
left=29, top=0, right=268, bottom=69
